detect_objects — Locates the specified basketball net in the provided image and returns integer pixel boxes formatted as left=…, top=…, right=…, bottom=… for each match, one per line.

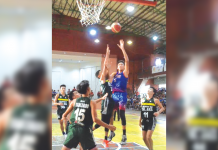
left=77, top=0, right=106, bottom=26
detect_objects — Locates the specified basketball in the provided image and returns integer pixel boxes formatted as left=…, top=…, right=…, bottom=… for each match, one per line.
left=111, top=22, right=121, bottom=33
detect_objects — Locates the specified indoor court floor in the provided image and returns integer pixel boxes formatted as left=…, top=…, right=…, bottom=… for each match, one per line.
left=52, top=108, right=166, bottom=150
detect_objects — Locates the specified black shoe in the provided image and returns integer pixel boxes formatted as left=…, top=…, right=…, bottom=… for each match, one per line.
left=108, top=132, right=115, bottom=142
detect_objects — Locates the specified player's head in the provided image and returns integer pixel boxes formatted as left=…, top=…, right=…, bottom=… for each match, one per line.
left=60, top=84, right=66, bottom=93
left=148, top=87, right=157, bottom=98
left=77, top=80, right=90, bottom=95
left=95, top=70, right=109, bottom=80
left=69, top=90, right=80, bottom=100
left=95, top=70, right=102, bottom=79
left=14, top=60, right=50, bottom=101
left=117, top=60, right=125, bottom=71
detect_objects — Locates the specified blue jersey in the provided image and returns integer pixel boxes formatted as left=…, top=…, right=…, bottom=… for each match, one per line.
left=112, top=72, right=128, bottom=93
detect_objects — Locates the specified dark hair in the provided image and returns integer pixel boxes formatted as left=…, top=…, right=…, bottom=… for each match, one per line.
left=150, top=87, right=157, bottom=98
left=69, top=91, right=74, bottom=100
left=60, top=84, right=66, bottom=88
left=117, top=60, right=125, bottom=65
left=77, top=80, right=89, bottom=94
left=95, top=70, right=101, bottom=79
left=14, top=60, right=46, bottom=95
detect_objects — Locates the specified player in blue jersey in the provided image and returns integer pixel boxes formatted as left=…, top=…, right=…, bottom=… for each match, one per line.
left=109, top=39, right=129, bottom=145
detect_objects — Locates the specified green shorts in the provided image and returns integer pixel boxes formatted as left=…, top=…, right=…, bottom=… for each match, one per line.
left=64, top=124, right=96, bottom=149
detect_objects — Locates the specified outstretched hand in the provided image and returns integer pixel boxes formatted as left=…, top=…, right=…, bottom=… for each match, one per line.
left=117, top=39, right=125, bottom=50
left=154, top=112, right=160, bottom=117
left=106, top=44, right=110, bottom=55
left=105, top=44, right=111, bottom=68
left=108, top=125, right=116, bottom=131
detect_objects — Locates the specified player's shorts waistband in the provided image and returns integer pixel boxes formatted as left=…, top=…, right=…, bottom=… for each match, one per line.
left=112, top=91, right=127, bottom=93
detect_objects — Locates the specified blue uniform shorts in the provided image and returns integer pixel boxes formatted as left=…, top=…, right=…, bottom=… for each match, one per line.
left=112, top=92, right=127, bottom=104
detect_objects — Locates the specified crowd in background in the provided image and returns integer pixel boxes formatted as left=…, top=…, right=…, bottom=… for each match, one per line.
left=126, top=88, right=166, bottom=114
left=96, top=87, right=166, bottom=114
left=52, top=86, right=166, bottom=114
left=52, top=87, right=94, bottom=100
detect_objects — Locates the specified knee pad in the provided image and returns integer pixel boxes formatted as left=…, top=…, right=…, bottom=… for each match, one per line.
left=120, top=110, right=126, bottom=125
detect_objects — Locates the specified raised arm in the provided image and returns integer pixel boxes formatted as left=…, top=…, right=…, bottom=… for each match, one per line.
left=110, top=72, right=117, bottom=79
left=117, top=39, right=129, bottom=77
left=100, top=45, right=110, bottom=84
left=154, top=98, right=165, bottom=117
left=91, top=100, right=116, bottom=131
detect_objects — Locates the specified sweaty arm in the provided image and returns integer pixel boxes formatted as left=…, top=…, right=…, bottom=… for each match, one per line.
left=53, top=94, right=63, bottom=106
left=100, top=45, right=110, bottom=84
left=139, top=115, right=142, bottom=127
left=91, top=100, right=116, bottom=131
left=110, top=72, right=117, bottom=79
left=62, top=99, right=76, bottom=119
left=154, top=98, right=165, bottom=114
left=117, top=39, right=129, bottom=77
left=0, top=109, right=12, bottom=142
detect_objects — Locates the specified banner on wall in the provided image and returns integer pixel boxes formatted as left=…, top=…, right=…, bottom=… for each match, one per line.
left=152, top=64, right=163, bottom=74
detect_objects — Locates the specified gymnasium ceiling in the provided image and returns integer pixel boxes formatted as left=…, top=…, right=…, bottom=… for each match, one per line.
left=52, top=0, right=166, bottom=41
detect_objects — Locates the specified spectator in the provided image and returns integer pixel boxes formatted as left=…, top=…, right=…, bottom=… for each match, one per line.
left=52, top=90, right=57, bottom=98
left=90, top=90, right=94, bottom=99
left=130, top=97, right=133, bottom=105
left=67, top=89, right=70, bottom=95
left=97, top=91, right=101, bottom=98
left=72, top=87, right=76, bottom=91
left=2, top=77, right=11, bottom=87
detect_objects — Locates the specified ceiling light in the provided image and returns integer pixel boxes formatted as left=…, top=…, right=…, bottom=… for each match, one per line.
left=153, top=36, right=158, bottom=41
left=127, top=40, right=132, bottom=45
left=127, top=6, right=134, bottom=12
left=90, top=29, right=96, bottom=36
left=95, top=39, right=100, bottom=43
left=106, top=26, right=111, bottom=30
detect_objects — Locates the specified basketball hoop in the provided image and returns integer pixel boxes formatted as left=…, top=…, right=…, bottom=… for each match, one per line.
left=77, top=0, right=106, bottom=26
